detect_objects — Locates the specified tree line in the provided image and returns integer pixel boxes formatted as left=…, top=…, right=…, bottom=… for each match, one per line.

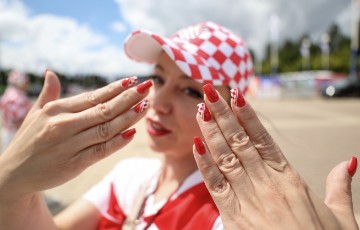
left=0, top=23, right=357, bottom=95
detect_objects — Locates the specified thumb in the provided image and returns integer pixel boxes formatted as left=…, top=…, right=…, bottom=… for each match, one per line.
left=324, top=156, right=358, bottom=227
left=35, top=70, right=61, bottom=108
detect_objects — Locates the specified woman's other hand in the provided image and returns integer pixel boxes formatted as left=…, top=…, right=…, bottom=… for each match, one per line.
left=0, top=70, right=152, bottom=201
left=193, top=83, right=358, bottom=230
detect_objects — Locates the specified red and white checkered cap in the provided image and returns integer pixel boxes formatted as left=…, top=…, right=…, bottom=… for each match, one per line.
left=124, top=21, right=253, bottom=93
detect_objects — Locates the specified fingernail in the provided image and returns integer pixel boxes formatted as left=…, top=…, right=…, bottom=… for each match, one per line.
left=44, top=68, right=49, bottom=78
left=134, top=100, right=149, bottom=113
left=348, top=156, right=358, bottom=177
left=136, top=80, right=153, bottom=94
left=203, top=83, right=219, bottom=103
left=197, top=103, right=212, bottom=122
left=122, top=128, right=136, bottom=139
left=230, top=88, right=246, bottom=107
left=193, top=136, right=206, bottom=155
left=122, top=76, right=138, bottom=88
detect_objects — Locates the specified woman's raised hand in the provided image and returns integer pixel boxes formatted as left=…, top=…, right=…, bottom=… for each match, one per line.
left=193, top=83, right=358, bottom=230
left=0, top=70, right=152, bottom=200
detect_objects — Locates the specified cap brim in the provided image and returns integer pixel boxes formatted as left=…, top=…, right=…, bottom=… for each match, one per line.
left=124, top=30, right=163, bottom=64
left=124, top=30, right=218, bottom=83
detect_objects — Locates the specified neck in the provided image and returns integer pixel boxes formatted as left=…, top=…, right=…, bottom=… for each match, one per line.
left=160, top=154, right=197, bottom=183
left=154, top=154, right=198, bottom=201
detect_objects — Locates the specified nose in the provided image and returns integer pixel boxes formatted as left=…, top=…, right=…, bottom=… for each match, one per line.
left=149, top=85, right=174, bottom=115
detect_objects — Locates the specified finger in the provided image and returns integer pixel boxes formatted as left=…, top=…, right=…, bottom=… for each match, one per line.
left=71, top=81, right=152, bottom=132
left=56, top=76, right=139, bottom=113
left=72, top=100, right=149, bottom=151
left=325, top=156, right=358, bottom=228
left=196, top=103, right=262, bottom=199
left=35, top=70, right=61, bottom=109
left=74, top=128, right=137, bottom=168
left=203, top=84, right=265, bottom=173
left=230, top=88, right=288, bottom=171
left=192, top=136, right=244, bottom=220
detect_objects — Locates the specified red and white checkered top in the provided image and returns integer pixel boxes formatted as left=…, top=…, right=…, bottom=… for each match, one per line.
left=0, top=86, right=32, bottom=130
left=124, top=21, right=253, bottom=94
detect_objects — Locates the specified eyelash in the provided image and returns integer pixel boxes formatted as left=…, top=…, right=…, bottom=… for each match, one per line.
left=149, top=75, right=203, bottom=99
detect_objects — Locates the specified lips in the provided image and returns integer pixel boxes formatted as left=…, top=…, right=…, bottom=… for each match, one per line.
left=146, top=118, right=171, bottom=136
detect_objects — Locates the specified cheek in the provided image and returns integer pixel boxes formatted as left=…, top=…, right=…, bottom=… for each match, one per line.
left=176, top=102, right=201, bottom=134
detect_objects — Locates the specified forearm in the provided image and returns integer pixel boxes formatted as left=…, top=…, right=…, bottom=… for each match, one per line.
left=0, top=192, right=57, bottom=230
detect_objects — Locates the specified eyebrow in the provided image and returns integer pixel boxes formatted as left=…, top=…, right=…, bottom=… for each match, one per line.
left=154, top=64, right=191, bottom=80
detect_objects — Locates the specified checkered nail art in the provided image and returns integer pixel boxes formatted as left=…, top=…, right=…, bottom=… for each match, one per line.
left=230, top=88, right=246, bottom=107
left=134, top=100, right=149, bottom=113
left=197, top=103, right=212, bottom=122
left=122, top=76, right=138, bottom=88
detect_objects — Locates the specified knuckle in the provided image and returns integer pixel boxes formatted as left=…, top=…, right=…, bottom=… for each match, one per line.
left=213, top=106, right=233, bottom=119
left=229, top=131, right=252, bottom=151
left=204, top=126, right=221, bottom=143
left=252, top=131, right=274, bottom=149
left=216, top=153, right=240, bottom=172
left=93, top=142, right=107, bottom=160
left=84, top=91, right=101, bottom=106
left=210, top=177, right=231, bottom=196
left=217, top=154, right=248, bottom=181
left=241, top=107, right=258, bottom=122
left=199, top=163, right=231, bottom=195
left=42, top=101, right=59, bottom=115
left=95, top=102, right=112, bottom=120
left=97, top=122, right=111, bottom=140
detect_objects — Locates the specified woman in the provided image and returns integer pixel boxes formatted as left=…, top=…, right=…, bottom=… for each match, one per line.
left=0, top=21, right=357, bottom=230
left=0, top=21, right=251, bottom=229
left=0, top=70, right=32, bottom=152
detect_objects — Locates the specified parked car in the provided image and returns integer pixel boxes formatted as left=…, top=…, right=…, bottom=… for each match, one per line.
left=322, top=76, right=360, bottom=98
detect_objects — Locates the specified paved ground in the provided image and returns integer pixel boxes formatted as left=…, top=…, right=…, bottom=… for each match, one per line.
left=44, top=97, right=360, bottom=223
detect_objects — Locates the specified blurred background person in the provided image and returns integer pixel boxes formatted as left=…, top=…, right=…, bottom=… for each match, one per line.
left=0, top=70, right=32, bottom=153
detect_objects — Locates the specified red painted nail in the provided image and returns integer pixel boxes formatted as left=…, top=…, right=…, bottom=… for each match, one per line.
left=193, top=136, right=206, bottom=155
left=136, top=80, right=153, bottom=94
left=230, top=88, right=246, bottom=107
left=122, top=76, right=138, bottom=88
left=197, top=103, right=212, bottom=122
left=203, top=83, right=219, bottom=103
left=134, top=100, right=149, bottom=113
left=348, top=156, right=358, bottom=177
left=122, top=128, right=136, bottom=139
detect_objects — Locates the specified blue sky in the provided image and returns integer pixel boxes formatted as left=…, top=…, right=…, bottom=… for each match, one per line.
left=24, top=0, right=130, bottom=45
left=0, top=0, right=352, bottom=78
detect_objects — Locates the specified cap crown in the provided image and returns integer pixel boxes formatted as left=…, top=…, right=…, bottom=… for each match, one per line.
left=165, top=22, right=253, bottom=92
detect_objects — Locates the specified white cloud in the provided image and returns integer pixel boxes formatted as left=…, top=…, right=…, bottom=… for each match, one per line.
left=0, top=0, right=353, bottom=78
left=115, top=0, right=351, bottom=60
left=0, top=0, right=151, bottom=78
left=111, top=21, right=127, bottom=33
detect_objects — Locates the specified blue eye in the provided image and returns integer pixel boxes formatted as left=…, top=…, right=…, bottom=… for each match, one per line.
left=183, top=88, right=203, bottom=99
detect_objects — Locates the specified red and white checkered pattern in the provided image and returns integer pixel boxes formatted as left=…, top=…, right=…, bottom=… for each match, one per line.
left=124, top=21, right=253, bottom=94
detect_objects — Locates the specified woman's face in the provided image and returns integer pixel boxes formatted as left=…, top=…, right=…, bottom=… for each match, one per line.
left=145, top=52, right=230, bottom=159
